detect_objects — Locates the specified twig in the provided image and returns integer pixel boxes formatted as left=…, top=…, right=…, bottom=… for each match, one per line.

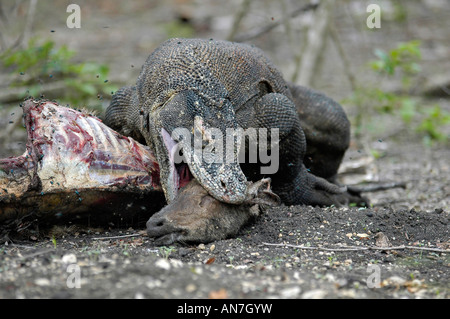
left=262, top=242, right=450, bottom=253
left=328, top=20, right=357, bottom=91
left=402, top=246, right=449, bottom=253
left=23, top=0, right=37, bottom=46
left=233, top=2, right=319, bottom=42
left=9, top=243, right=38, bottom=249
left=226, top=0, right=252, bottom=41
left=8, top=0, right=37, bottom=51
left=347, top=181, right=407, bottom=193
left=17, top=248, right=55, bottom=260
left=0, top=12, right=7, bottom=51
left=0, top=80, right=68, bottom=103
left=296, top=0, right=333, bottom=87
left=92, top=233, right=143, bottom=240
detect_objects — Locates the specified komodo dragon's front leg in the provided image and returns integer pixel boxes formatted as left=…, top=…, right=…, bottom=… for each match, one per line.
left=240, top=92, right=348, bottom=207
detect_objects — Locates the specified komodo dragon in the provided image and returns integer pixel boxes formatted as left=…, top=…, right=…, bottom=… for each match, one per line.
left=104, top=38, right=365, bottom=243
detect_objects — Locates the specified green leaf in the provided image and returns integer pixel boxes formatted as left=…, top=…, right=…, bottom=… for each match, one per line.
left=399, top=98, right=416, bottom=123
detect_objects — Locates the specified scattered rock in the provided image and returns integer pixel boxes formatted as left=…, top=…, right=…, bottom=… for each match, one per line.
left=61, top=253, right=77, bottom=264
left=155, top=258, right=171, bottom=270
left=375, top=232, right=392, bottom=247
left=280, top=286, right=301, bottom=298
left=34, top=278, right=51, bottom=286
left=301, top=289, right=328, bottom=299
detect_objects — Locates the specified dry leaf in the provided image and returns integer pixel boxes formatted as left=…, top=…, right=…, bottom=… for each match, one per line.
left=132, top=238, right=144, bottom=246
left=436, top=241, right=450, bottom=250
left=405, top=279, right=426, bottom=293
left=209, top=288, right=228, bottom=299
left=138, top=230, right=148, bottom=237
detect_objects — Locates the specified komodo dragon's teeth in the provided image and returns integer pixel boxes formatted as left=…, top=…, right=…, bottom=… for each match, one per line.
left=0, top=99, right=163, bottom=228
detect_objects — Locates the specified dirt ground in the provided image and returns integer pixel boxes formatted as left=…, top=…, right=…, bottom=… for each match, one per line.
left=0, top=1, right=449, bottom=300
left=0, top=140, right=448, bottom=299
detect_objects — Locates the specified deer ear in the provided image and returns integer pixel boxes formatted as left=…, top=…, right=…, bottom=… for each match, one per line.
left=248, top=190, right=281, bottom=206
left=245, top=178, right=281, bottom=207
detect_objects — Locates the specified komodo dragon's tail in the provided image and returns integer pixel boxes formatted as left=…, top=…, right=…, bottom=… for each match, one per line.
left=104, top=86, right=145, bottom=143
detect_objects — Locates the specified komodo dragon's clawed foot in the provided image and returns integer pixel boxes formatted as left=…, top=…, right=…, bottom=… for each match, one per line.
left=146, top=179, right=279, bottom=245
left=332, top=188, right=370, bottom=207
left=306, top=176, right=370, bottom=207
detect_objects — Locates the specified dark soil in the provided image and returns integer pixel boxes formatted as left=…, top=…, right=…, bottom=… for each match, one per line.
left=1, top=140, right=448, bottom=299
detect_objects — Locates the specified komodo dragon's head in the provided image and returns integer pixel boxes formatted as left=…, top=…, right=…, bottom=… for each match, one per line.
left=148, top=90, right=248, bottom=204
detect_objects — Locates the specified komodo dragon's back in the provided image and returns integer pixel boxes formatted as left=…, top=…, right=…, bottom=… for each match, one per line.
left=107, top=39, right=293, bottom=140
left=137, top=38, right=292, bottom=108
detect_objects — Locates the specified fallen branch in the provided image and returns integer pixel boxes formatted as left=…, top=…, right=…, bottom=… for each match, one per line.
left=92, top=233, right=144, bottom=240
left=233, top=2, right=319, bottom=42
left=17, top=248, right=55, bottom=260
left=296, top=0, right=333, bottom=87
left=0, top=81, right=68, bottom=103
left=262, top=242, right=449, bottom=253
left=347, top=181, right=407, bottom=193
left=226, top=0, right=252, bottom=41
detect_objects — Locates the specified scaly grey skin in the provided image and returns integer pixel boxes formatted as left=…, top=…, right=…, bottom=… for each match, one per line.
left=105, top=38, right=365, bottom=208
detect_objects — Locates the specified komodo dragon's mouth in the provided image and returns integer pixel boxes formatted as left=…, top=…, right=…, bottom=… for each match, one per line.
left=160, top=127, right=194, bottom=193
left=159, top=122, right=248, bottom=205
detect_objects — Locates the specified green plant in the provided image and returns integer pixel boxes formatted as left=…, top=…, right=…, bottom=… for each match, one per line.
left=369, top=40, right=421, bottom=89
left=121, top=242, right=130, bottom=256
left=51, top=236, right=57, bottom=249
left=344, top=40, right=450, bottom=145
left=417, top=105, right=450, bottom=145
left=1, top=38, right=117, bottom=112
left=328, top=255, right=335, bottom=267
left=80, top=243, right=103, bottom=261
left=272, top=257, right=285, bottom=268
left=158, top=246, right=175, bottom=259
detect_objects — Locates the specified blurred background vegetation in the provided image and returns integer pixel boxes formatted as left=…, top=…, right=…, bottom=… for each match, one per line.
left=0, top=0, right=449, bottom=158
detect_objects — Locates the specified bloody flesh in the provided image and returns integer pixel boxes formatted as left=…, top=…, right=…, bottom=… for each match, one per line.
left=0, top=100, right=164, bottom=226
